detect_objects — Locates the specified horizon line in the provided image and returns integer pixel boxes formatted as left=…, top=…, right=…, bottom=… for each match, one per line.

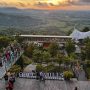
left=0, top=6, right=90, bottom=11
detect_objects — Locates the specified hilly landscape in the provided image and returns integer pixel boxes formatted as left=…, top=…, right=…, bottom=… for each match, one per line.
left=0, top=7, right=90, bottom=35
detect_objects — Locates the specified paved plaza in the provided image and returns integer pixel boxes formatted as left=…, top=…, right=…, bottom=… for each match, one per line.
left=0, top=63, right=89, bottom=90
left=0, top=78, right=90, bottom=90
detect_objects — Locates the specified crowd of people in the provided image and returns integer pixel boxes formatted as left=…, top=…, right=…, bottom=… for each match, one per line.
left=0, top=42, right=22, bottom=68
left=0, top=42, right=23, bottom=90
left=4, top=73, right=15, bottom=90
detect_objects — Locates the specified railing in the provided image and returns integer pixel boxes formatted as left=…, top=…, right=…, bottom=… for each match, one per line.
left=0, top=43, right=23, bottom=79
left=19, top=72, right=64, bottom=80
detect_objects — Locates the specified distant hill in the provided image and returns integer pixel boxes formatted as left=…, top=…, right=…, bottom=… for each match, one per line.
left=0, top=7, right=90, bottom=35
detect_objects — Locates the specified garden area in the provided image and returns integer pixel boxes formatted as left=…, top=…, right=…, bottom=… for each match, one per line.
left=21, top=40, right=77, bottom=80
left=22, top=37, right=90, bottom=80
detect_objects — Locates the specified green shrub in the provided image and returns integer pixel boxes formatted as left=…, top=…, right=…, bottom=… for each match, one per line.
left=64, top=71, right=74, bottom=80
left=36, top=64, right=44, bottom=72
left=9, top=65, right=21, bottom=74
left=22, top=55, right=32, bottom=65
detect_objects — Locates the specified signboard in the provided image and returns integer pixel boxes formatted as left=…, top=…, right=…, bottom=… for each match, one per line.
left=19, top=72, right=64, bottom=80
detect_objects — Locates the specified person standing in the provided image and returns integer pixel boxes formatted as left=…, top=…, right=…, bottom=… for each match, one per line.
left=36, top=72, right=40, bottom=80
left=40, top=72, right=43, bottom=81
left=6, top=80, right=13, bottom=90
left=4, top=74, right=8, bottom=85
left=42, top=72, right=45, bottom=81
left=9, top=74, right=15, bottom=86
left=74, top=87, right=78, bottom=90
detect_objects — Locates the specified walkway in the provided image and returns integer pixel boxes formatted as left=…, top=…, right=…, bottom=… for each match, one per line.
left=0, top=43, right=23, bottom=79
left=74, top=66, right=87, bottom=81
left=78, top=69, right=87, bottom=81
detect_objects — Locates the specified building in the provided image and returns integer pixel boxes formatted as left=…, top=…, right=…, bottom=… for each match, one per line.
left=16, top=35, right=72, bottom=47
left=18, top=35, right=72, bottom=43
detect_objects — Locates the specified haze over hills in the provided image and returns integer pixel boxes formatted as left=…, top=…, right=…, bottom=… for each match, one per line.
left=0, top=7, right=90, bottom=35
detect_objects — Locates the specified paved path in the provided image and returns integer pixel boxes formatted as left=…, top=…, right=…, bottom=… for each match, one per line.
left=78, top=69, right=87, bottom=81
left=13, top=79, right=90, bottom=90
left=24, top=64, right=36, bottom=72
left=1, top=78, right=90, bottom=90
left=74, top=67, right=87, bottom=81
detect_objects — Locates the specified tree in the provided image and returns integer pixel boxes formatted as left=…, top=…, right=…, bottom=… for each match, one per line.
left=64, top=56, right=71, bottom=67
left=17, top=55, right=24, bottom=71
left=42, top=51, right=51, bottom=64
left=25, top=43, right=35, bottom=57
left=81, top=50, right=86, bottom=61
left=0, top=36, right=11, bottom=49
left=32, top=49, right=43, bottom=63
left=69, top=53, right=77, bottom=67
left=57, top=53, right=64, bottom=67
left=70, top=53, right=77, bottom=60
left=15, top=34, right=24, bottom=43
left=83, top=38, right=90, bottom=44
left=36, top=64, right=44, bottom=72
left=85, top=60, right=90, bottom=67
left=9, top=65, right=21, bottom=74
left=85, top=42, right=90, bottom=60
left=63, top=71, right=73, bottom=80
left=48, top=42, right=59, bottom=57
left=82, top=27, right=90, bottom=32
left=67, top=30, right=73, bottom=36
left=65, top=40, right=75, bottom=56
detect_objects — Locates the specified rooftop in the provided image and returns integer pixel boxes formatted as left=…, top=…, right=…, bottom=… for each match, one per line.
left=16, top=35, right=72, bottom=38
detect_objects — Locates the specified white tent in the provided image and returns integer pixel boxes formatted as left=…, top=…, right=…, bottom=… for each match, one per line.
left=70, top=29, right=90, bottom=40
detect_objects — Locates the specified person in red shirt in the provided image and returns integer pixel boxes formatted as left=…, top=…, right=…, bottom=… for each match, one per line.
left=6, top=80, right=13, bottom=90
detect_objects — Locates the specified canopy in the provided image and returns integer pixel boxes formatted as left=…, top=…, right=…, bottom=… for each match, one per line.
left=70, top=29, right=90, bottom=40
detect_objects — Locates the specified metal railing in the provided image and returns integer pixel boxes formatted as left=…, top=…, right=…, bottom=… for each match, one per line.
left=0, top=44, right=23, bottom=79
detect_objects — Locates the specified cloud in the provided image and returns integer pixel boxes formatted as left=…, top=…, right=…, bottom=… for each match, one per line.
left=17, top=2, right=31, bottom=7
left=35, top=0, right=79, bottom=7
left=80, top=0, right=90, bottom=2
left=0, top=0, right=33, bottom=8
left=64, top=0, right=90, bottom=6
left=34, top=2, right=49, bottom=7
left=77, top=0, right=90, bottom=4
left=0, top=0, right=90, bottom=9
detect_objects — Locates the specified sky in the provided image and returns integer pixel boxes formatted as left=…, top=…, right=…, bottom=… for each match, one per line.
left=0, top=0, right=90, bottom=10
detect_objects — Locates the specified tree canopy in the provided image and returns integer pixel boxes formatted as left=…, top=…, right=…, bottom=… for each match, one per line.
left=65, top=40, right=75, bottom=55
left=48, top=42, right=59, bottom=57
left=0, top=36, right=12, bottom=49
left=82, top=27, right=90, bottom=32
